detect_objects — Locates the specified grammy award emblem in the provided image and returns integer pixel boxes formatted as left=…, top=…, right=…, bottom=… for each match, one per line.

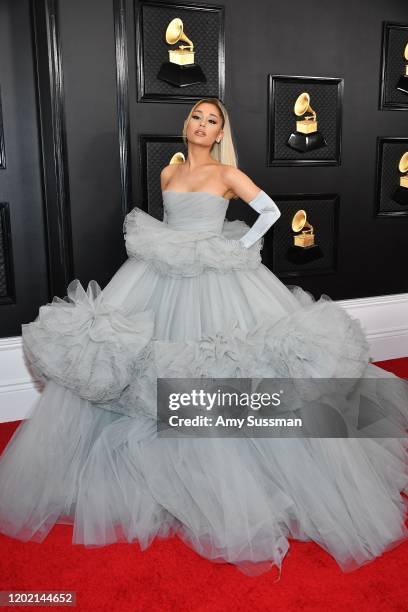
left=396, top=42, right=408, bottom=95
left=157, top=18, right=206, bottom=87
left=392, top=152, right=408, bottom=206
left=292, top=210, right=316, bottom=247
left=286, top=209, right=323, bottom=264
left=169, top=151, right=186, bottom=165
left=286, top=93, right=327, bottom=152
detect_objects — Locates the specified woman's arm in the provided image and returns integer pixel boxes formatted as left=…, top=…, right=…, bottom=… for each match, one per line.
left=223, top=167, right=281, bottom=249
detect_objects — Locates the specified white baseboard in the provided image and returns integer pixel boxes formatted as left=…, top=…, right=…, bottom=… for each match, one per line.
left=1, top=293, right=407, bottom=424
left=337, top=292, right=408, bottom=362
left=0, top=337, right=42, bottom=423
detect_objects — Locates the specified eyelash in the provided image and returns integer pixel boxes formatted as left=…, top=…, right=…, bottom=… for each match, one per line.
left=192, top=114, right=217, bottom=124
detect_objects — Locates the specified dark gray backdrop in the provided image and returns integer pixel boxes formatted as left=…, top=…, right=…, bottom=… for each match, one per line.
left=0, top=0, right=407, bottom=337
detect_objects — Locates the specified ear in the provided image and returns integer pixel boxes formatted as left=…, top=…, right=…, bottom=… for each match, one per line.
left=216, top=130, right=224, bottom=143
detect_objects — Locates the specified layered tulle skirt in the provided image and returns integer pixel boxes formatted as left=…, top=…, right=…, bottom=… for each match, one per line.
left=0, top=207, right=408, bottom=577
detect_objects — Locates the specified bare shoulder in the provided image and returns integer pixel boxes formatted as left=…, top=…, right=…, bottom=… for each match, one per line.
left=160, top=164, right=175, bottom=180
left=160, top=164, right=177, bottom=188
left=221, top=165, right=261, bottom=202
left=221, top=165, right=247, bottom=182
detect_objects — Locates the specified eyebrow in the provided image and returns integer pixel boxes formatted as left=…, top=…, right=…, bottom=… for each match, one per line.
left=194, top=110, right=219, bottom=118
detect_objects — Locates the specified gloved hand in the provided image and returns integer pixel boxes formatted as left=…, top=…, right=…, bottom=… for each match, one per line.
left=238, top=190, right=281, bottom=249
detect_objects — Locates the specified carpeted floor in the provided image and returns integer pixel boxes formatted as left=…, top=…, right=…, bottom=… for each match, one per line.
left=1, top=359, right=408, bottom=611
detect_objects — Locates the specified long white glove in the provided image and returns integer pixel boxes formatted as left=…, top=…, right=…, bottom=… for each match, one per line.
left=238, top=190, right=281, bottom=249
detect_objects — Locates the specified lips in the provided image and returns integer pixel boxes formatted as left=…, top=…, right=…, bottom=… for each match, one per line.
left=195, top=130, right=206, bottom=136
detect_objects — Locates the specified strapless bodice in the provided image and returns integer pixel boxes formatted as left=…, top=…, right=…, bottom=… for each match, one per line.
left=163, top=191, right=229, bottom=233
left=122, top=193, right=263, bottom=278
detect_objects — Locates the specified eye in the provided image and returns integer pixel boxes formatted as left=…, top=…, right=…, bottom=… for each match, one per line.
left=209, top=119, right=217, bottom=124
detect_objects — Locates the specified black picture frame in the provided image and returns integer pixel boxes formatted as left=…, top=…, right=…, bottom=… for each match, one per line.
left=270, top=193, right=339, bottom=278
left=0, top=87, right=6, bottom=170
left=267, top=75, right=343, bottom=166
left=135, top=0, right=225, bottom=103
left=139, top=134, right=186, bottom=217
left=374, top=136, right=408, bottom=217
left=379, top=21, right=408, bottom=111
left=0, top=202, right=16, bottom=304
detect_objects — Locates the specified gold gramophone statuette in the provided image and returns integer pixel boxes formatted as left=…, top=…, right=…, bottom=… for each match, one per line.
left=286, top=92, right=327, bottom=152
left=166, top=18, right=195, bottom=66
left=157, top=18, right=206, bottom=87
left=392, top=151, right=408, bottom=206
left=169, top=151, right=186, bottom=165
left=405, top=42, right=408, bottom=76
left=295, top=93, right=317, bottom=134
left=292, top=209, right=316, bottom=248
left=396, top=42, right=408, bottom=95
left=399, top=152, right=408, bottom=187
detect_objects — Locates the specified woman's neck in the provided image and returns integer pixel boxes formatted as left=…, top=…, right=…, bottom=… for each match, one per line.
left=185, top=146, right=218, bottom=170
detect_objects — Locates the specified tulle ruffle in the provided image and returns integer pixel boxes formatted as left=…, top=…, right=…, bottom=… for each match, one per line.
left=21, top=279, right=373, bottom=420
left=152, top=296, right=370, bottom=380
left=21, top=279, right=155, bottom=403
left=123, top=207, right=263, bottom=277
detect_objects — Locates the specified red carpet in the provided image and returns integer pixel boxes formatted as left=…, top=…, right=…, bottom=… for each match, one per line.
left=1, top=359, right=408, bottom=611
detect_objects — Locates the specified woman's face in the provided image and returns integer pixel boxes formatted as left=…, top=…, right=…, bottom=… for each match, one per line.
left=185, top=102, right=224, bottom=147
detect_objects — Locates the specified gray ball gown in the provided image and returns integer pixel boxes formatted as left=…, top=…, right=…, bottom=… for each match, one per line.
left=0, top=190, right=408, bottom=578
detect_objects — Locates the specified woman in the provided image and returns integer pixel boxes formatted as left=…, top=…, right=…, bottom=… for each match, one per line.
left=0, top=97, right=407, bottom=579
